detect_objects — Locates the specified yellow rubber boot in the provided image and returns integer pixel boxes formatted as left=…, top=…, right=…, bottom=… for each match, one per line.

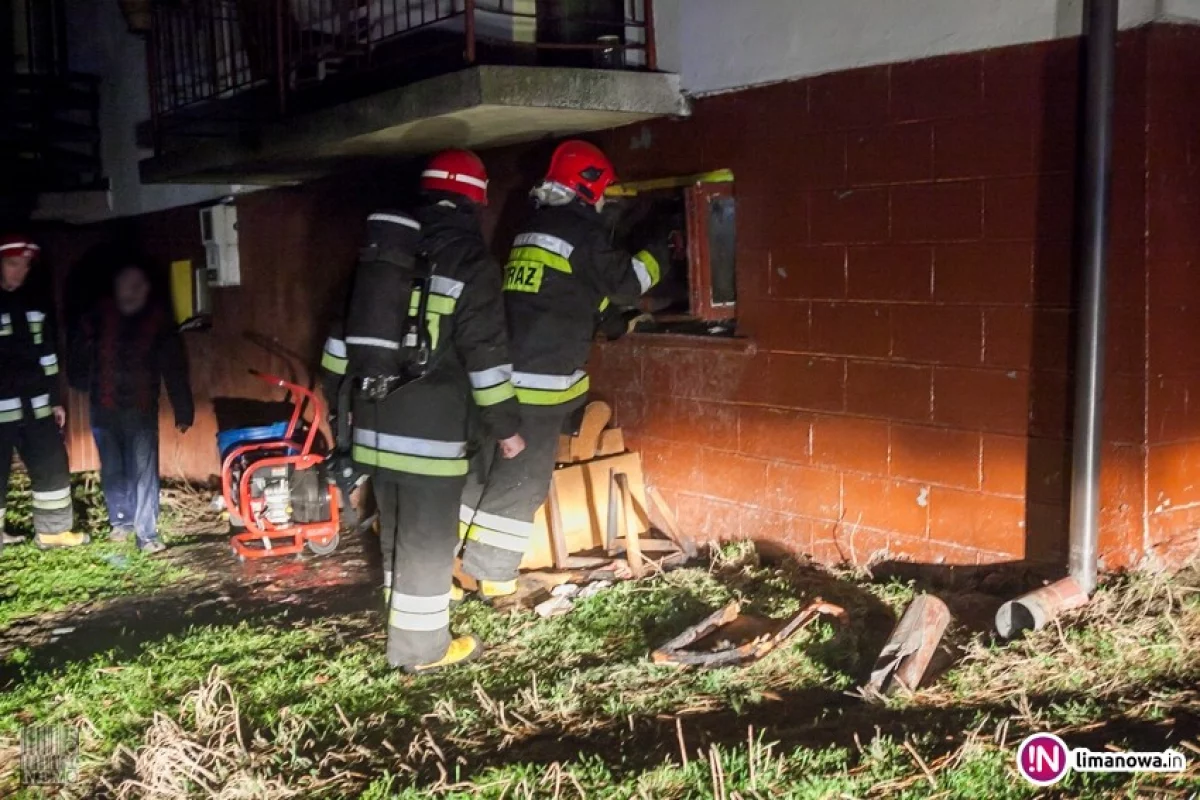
left=34, top=531, right=90, bottom=550
left=405, top=635, right=482, bottom=674
left=479, top=579, right=518, bottom=604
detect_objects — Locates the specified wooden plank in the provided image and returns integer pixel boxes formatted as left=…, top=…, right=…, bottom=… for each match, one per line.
left=520, top=452, right=651, bottom=570
left=647, top=486, right=698, bottom=558
left=546, top=472, right=570, bottom=570
left=596, top=427, right=625, bottom=457
left=606, top=468, right=620, bottom=554
left=611, top=538, right=681, bottom=554
left=555, top=434, right=573, bottom=464
left=617, top=473, right=644, bottom=578
left=570, top=401, right=612, bottom=463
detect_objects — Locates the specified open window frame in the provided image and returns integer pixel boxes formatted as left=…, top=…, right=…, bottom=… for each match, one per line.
left=607, top=169, right=738, bottom=336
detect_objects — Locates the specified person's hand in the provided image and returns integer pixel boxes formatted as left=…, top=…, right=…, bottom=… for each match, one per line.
left=176, top=423, right=191, bottom=434
left=52, top=406, right=66, bottom=429
left=498, top=433, right=526, bottom=459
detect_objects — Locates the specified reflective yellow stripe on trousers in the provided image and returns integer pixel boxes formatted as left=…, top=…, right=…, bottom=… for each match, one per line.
left=458, top=504, right=532, bottom=554
left=511, top=370, right=589, bottom=407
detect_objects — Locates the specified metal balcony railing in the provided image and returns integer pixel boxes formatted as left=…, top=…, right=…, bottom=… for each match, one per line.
left=147, top=0, right=656, bottom=148
left=2, top=0, right=105, bottom=193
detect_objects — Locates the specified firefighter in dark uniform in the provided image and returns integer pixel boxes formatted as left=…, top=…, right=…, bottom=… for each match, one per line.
left=0, top=235, right=85, bottom=548
left=457, top=141, right=669, bottom=600
left=321, top=150, right=524, bottom=672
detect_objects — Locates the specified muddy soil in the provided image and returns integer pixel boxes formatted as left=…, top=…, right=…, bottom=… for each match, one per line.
left=0, top=529, right=384, bottom=688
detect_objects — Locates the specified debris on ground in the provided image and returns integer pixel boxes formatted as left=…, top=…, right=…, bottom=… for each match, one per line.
left=865, top=593, right=951, bottom=696
left=995, top=575, right=1089, bottom=638
left=534, top=579, right=616, bottom=617
left=652, top=598, right=846, bottom=668
left=534, top=595, right=575, bottom=618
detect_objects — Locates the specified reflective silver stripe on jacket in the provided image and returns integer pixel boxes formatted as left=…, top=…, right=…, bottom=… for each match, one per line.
left=25, top=311, right=45, bottom=322
left=428, top=275, right=465, bottom=299
left=345, top=336, right=401, bottom=351
left=0, top=398, right=20, bottom=412
left=30, top=394, right=50, bottom=408
left=353, top=428, right=467, bottom=459
left=323, top=337, right=347, bottom=357
left=367, top=212, right=421, bottom=229
left=631, top=256, right=654, bottom=294
left=514, top=232, right=575, bottom=260
left=511, top=370, right=588, bottom=390
left=468, top=364, right=513, bottom=389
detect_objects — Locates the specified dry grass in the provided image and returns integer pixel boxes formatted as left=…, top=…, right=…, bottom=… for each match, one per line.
left=925, top=568, right=1200, bottom=708
left=110, top=668, right=297, bottom=800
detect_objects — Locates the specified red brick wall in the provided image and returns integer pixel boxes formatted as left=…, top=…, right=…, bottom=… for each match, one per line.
left=1145, top=25, right=1200, bottom=568
left=587, top=32, right=1156, bottom=568
left=37, top=26, right=1200, bottom=570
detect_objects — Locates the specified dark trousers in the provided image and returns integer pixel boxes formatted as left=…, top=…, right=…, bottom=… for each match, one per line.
left=91, top=409, right=160, bottom=545
left=377, top=472, right=466, bottom=668
left=0, top=416, right=73, bottom=535
left=458, top=409, right=570, bottom=582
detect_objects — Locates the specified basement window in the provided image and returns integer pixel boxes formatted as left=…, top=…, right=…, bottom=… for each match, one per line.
left=607, top=171, right=738, bottom=336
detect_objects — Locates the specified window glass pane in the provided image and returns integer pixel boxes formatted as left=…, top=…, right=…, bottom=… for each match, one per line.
left=708, top=195, right=737, bottom=306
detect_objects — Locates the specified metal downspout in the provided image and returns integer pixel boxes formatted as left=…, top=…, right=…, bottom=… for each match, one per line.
left=1068, top=0, right=1119, bottom=596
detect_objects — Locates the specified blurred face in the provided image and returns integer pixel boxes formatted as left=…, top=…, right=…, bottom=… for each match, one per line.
left=114, top=266, right=151, bottom=315
left=0, top=255, right=32, bottom=291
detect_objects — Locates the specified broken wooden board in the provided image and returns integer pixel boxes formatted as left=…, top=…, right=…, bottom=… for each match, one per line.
left=652, top=599, right=846, bottom=668
left=520, top=452, right=650, bottom=570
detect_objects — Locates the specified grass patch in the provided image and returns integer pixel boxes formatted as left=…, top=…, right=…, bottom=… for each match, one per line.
left=0, top=543, right=1197, bottom=798
left=1, top=472, right=190, bottom=632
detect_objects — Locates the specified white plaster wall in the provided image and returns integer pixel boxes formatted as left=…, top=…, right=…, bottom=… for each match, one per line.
left=663, top=0, right=1198, bottom=96
left=55, top=0, right=239, bottom=222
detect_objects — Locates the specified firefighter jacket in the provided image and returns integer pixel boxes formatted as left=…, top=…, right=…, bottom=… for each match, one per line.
left=0, top=285, right=61, bottom=425
left=321, top=200, right=520, bottom=479
left=501, top=201, right=668, bottom=409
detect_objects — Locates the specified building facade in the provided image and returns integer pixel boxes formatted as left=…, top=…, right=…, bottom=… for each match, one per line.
left=23, top=0, right=1200, bottom=571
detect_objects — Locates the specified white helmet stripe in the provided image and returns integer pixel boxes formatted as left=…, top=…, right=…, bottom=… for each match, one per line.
left=422, top=169, right=488, bottom=191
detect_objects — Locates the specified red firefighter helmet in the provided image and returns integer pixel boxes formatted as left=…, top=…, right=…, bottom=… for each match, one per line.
left=0, top=234, right=40, bottom=261
left=420, top=149, right=489, bottom=205
left=544, top=141, right=617, bottom=205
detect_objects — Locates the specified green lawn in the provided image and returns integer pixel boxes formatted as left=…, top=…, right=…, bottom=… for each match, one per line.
left=1, top=534, right=1197, bottom=799
left=1, top=472, right=190, bottom=632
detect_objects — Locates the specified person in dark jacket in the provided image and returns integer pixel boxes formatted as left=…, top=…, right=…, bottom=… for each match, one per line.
left=321, top=149, right=524, bottom=673
left=456, top=141, right=670, bottom=599
left=70, top=262, right=194, bottom=553
left=0, top=234, right=84, bottom=548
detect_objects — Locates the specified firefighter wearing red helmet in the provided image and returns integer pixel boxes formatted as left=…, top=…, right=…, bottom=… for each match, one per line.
left=456, top=140, right=670, bottom=599
left=0, top=235, right=85, bottom=549
left=320, top=150, right=523, bottom=672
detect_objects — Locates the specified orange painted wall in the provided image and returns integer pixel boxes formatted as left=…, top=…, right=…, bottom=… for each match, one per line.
left=34, top=25, right=1200, bottom=570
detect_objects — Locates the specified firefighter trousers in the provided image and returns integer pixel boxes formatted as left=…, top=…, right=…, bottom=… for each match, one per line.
left=458, top=409, right=570, bottom=582
left=376, top=472, right=466, bottom=668
left=0, top=416, right=73, bottom=536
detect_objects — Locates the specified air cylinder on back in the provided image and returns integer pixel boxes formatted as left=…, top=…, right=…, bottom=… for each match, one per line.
left=343, top=211, right=423, bottom=380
